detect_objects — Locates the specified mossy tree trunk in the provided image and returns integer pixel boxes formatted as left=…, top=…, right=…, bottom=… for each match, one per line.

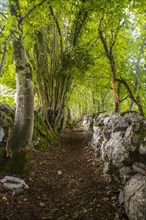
left=6, top=0, right=34, bottom=157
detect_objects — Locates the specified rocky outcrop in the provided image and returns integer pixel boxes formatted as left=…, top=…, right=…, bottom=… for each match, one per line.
left=86, top=112, right=146, bottom=220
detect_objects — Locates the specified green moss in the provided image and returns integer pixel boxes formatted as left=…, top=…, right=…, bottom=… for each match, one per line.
left=0, top=150, right=31, bottom=175
left=106, top=162, right=123, bottom=190
left=122, top=149, right=146, bottom=167
left=33, top=112, right=56, bottom=150
left=129, top=151, right=146, bottom=165
left=138, top=128, right=146, bottom=139
left=0, top=148, right=6, bottom=161
left=97, top=159, right=104, bottom=168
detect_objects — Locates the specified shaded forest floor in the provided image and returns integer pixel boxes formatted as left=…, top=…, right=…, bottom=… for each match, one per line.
left=0, top=128, right=126, bottom=220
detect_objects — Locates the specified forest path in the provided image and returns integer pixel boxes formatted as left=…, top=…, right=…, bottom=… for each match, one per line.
left=0, top=128, right=121, bottom=220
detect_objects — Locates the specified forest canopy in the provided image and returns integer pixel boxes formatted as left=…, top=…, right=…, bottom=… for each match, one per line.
left=0, top=0, right=146, bottom=122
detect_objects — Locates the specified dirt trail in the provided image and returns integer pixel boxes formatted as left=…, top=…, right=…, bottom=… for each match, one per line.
left=0, top=128, right=121, bottom=220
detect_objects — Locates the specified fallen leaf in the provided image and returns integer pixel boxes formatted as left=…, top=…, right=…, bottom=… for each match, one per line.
left=2, top=196, right=8, bottom=201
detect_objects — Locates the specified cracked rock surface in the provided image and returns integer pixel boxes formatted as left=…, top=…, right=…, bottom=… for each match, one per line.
left=123, top=174, right=146, bottom=220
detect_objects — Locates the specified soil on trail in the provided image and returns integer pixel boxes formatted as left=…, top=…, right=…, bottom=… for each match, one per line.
left=0, top=129, right=122, bottom=220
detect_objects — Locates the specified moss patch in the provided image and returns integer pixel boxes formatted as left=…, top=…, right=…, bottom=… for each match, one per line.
left=33, top=112, right=56, bottom=150
left=106, top=162, right=123, bottom=190
left=0, top=148, right=6, bottom=164
left=0, top=150, right=31, bottom=175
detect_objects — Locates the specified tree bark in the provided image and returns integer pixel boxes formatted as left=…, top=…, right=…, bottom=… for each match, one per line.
left=130, top=38, right=146, bottom=111
left=7, top=0, right=34, bottom=156
left=98, top=19, right=119, bottom=112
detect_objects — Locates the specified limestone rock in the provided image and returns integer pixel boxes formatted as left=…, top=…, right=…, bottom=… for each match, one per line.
left=90, top=112, right=146, bottom=187
left=101, top=131, right=129, bottom=167
left=1, top=176, right=29, bottom=189
left=0, top=128, right=4, bottom=142
left=123, top=174, right=146, bottom=220
left=0, top=104, right=14, bottom=145
left=83, top=114, right=93, bottom=132
left=87, top=111, right=146, bottom=219
left=83, top=114, right=94, bottom=143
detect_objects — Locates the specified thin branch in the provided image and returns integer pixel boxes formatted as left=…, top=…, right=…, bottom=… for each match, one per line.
left=49, top=6, right=63, bottom=54
left=115, top=77, right=144, bottom=116
left=119, top=95, right=129, bottom=103
left=0, top=26, right=5, bottom=35
left=0, top=45, right=7, bottom=77
left=111, top=20, right=124, bottom=47
left=19, top=0, right=47, bottom=24
left=115, top=77, right=136, bottom=101
left=0, top=11, right=7, bottom=19
left=83, top=36, right=99, bottom=47
left=72, top=6, right=88, bottom=46
left=84, top=75, right=110, bottom=80
left=49, top=6, right=62, bottom=36
left=0, top=34, right=12, bottom=77
left=98, top=17, right=109, bottom=57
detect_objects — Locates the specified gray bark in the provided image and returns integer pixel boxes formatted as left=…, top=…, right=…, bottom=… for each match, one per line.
left=7, top=0, right=34, bottom=156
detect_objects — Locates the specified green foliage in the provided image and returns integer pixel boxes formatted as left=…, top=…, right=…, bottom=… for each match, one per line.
left=0, top=85, right=15, bottom=106
left=0, top=95, right=15, bottom=106
left=0, top=0, right=146, bottom=125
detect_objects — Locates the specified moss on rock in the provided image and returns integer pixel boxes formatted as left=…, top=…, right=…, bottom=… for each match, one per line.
left=0, top=150, right=31, bottom=175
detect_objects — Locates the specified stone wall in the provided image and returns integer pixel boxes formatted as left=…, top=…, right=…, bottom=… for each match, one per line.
left=83, top=114, right=94, bottom=143
left=83, top=112, right=146, bottom=220
left=0, top=104, right=14, bottom=147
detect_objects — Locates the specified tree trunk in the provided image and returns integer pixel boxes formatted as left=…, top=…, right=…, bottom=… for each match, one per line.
left=7, top=36, right=34, bottom=156
left=130, top=38, right=146, bottom=111
left=7, top=0, right=34, bottom=156
left=98, top=19, right=119, bottom=113
left=111, top=73, right=119, bottom=112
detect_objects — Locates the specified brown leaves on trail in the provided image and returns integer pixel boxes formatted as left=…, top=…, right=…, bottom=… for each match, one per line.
left=0, top=129, right=122, bottom=220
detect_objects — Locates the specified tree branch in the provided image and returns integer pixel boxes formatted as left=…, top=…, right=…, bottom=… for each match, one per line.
left=119, top=95, right=129, bottom=103
left=98, top=17, right=109, bottom=57
left=0, top=11, right=7, bottom=19
left=19, top=0, right=47, bottom=24
left=111, top=20, right=123, bottom=47
left=115, top=77, right=137, bottom=101
left=49, top=6, right=63, bottom=54
left=0, top=34, right=12, bottom=77
left=115, top=77, right=144, bottom=116
left=72, top=6, right=88, bottom=46
left=0, top=26, right=5, bottom=35
left=0, top=45, right=7, bottom=77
